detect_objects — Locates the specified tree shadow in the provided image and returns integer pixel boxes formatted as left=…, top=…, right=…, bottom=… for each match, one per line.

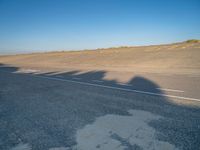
left=0, top=63, right=200, bottom=150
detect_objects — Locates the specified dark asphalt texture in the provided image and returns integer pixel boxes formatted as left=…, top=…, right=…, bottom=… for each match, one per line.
left=0, top=66, right=200, bottom=150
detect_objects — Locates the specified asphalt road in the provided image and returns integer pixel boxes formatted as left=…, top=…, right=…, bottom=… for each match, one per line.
left=0, top=66, right=200, bottom=150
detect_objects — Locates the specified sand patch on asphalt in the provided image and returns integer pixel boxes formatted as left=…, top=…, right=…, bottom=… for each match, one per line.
left=73, top=110, right=177, bottom=150
left=14, top=69, right=40, bottom=74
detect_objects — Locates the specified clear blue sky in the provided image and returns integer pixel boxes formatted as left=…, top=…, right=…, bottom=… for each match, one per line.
left=0, top=0, right=200, bottom=54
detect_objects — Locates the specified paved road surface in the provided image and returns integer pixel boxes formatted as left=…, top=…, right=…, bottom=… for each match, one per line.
left=0, top=66, right=200, bottom=150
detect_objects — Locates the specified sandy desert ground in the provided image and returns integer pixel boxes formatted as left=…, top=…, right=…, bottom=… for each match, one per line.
left=0, top=40, right=200, bottom=75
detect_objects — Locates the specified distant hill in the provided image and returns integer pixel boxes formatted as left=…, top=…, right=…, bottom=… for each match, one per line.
left=0, top=40, right=200, bottom=75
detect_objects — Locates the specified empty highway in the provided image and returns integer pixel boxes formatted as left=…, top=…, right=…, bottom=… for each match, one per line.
left=0, top=65, right=200, bottom=150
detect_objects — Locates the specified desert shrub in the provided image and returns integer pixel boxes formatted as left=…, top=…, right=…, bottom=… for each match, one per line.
left=185, top=39, right=199, bottom=43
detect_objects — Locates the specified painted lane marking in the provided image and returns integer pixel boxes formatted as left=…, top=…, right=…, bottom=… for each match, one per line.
left=33, top=75, right=200, bottom=102
left=47, top=71, right=68, bottom=76
left=92, top=80, right=103, bottom=83
left=1, top=70, right=200, bottom=102
left=118, top=83, right=132, bottom=86
left=156, top=88, right=184, bottom=93
left=15, top=69, right=40, bottom=74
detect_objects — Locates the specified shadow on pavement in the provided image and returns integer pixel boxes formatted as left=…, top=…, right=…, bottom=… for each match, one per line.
left=0, top=63, right=200, bottom=150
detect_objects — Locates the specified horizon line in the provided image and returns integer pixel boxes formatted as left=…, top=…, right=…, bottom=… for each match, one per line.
left=0, top=39, right=199, bottom=56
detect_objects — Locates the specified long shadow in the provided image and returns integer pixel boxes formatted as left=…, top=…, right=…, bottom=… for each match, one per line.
left=0, top=63, right=200, bottom=150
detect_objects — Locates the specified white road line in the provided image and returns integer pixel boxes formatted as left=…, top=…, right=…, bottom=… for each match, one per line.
left=1, top=70, right=200, bottom=102
left=72, top=77, right=81, bottom=80
left=156, top=88, right=184, bottom=93
left=33, top=75, right=200, bottom=102
left=92, top=80, right=103, bottom=83
left=48, top=71, right=68, bottom=76
left=118, top=83, right=132, bottom=86
left=15, top=69, right=39, bottom=74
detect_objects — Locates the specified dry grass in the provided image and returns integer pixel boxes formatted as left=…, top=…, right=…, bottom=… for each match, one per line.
left=0, top=41, right=200, bottom=75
